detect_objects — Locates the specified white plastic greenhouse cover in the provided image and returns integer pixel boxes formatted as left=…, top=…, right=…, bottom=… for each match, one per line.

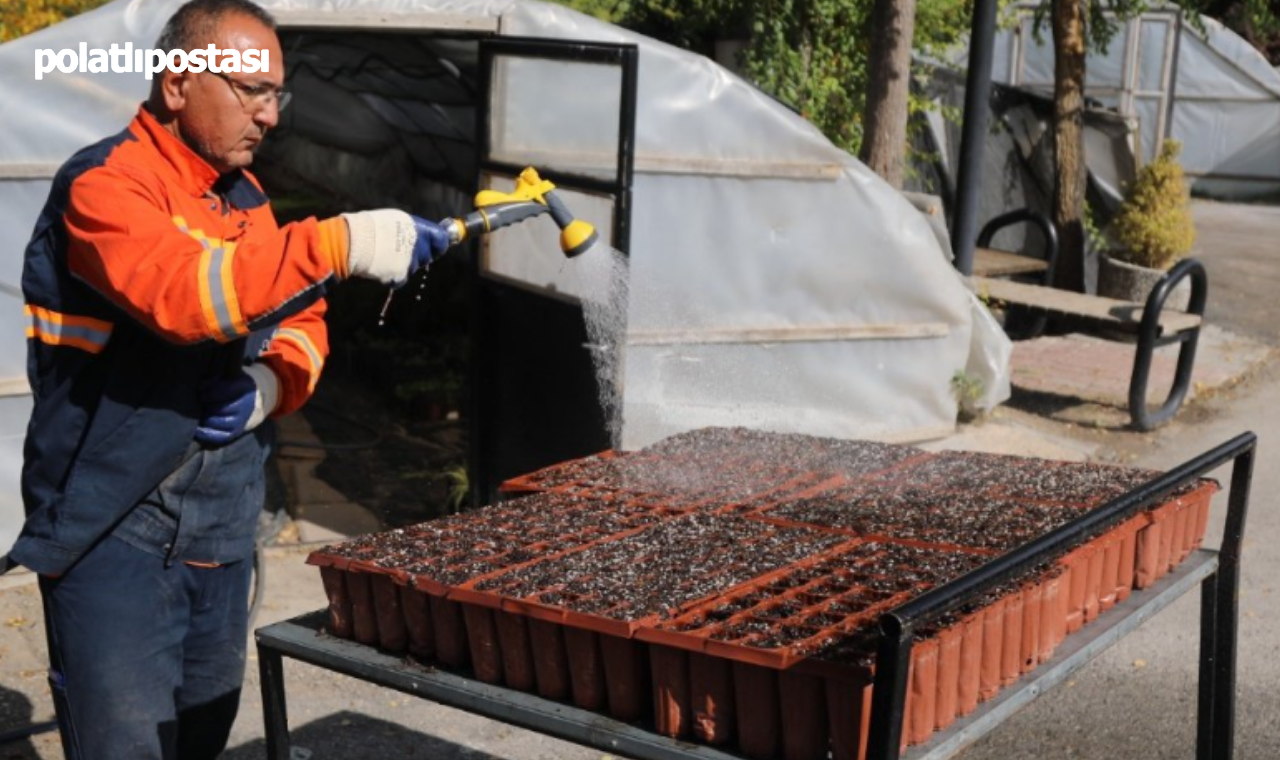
left=990, top=7, right=1280, bottom=198
left=0, top=0, right=1011, bottom=554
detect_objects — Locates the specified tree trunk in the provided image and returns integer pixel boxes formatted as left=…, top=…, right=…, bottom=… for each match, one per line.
left=1051, top=0, right=1088, bottom=292
left=860, top=0, right=918, bottom=189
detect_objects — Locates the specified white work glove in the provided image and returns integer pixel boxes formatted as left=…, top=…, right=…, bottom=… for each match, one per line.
left=341, top=210, right=450, bottom=286
left=194, top=363, right=279, bottom=447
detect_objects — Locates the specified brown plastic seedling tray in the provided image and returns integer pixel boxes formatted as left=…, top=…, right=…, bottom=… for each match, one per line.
left=863, top=449, right=1167, bottom=506
left=500, top=427, right=925, bottom=513
left=498, top=450, right=623, bottom=495
left=753, top=480, right=1093, bottom=554
left=635, top=539, right=1078, bottom=759
left=307, top=490, right=678, bottom=652
left=637, top=541, right=987, bottom=669
left=308, top=427, right=1220, bottom=760
left=1135, top=479, right=1216, bottom=589
left=459, top=513, right=853, bottom=637
left=449, top=513, right=852, bottom=719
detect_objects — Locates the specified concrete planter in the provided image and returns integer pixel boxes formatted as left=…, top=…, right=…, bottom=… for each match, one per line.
left=1098, top=253, right=1190, bottom=311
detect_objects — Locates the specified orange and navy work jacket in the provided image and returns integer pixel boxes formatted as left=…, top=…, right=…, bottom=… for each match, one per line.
left=12, top=106, right=349, bottom=576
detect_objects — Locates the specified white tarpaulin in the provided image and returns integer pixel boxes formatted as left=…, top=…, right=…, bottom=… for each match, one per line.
left=990, top=5, right=1280, bottom=198
left=0, top=0, right=1012, bottom=554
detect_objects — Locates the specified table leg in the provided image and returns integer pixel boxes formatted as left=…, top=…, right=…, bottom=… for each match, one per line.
left=258, top=642, right=291, bottom=760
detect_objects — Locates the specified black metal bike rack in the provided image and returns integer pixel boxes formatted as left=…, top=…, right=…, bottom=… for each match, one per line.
left=975, top=208, right=1061, bottom=340
left=976, top=208, right=1061, bottom=289
left=1130, top=258, right=1208, bottom=430
left=256, top=432, right=1255, bottom=760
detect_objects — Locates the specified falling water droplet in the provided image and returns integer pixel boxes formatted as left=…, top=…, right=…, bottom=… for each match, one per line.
left=377, top=289, right=395, bottom=328
left=574, top=244, right=630, bottom=450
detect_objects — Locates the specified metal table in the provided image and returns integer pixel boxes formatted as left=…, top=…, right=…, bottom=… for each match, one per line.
left=256, top=433, right=1256, bottom=760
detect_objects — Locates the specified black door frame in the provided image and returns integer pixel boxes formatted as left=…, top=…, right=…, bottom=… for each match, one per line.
left=471, top=37, right=638, bottom=504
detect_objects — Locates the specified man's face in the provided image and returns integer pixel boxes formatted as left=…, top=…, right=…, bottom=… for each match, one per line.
left=165, top=12, right=284, bottom=173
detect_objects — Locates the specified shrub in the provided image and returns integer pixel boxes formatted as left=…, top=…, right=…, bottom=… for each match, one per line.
left=1108, top=140, right=1196, bottom=270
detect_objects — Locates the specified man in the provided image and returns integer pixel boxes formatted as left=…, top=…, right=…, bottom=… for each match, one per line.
left=8, top=1, right=449, bottom=757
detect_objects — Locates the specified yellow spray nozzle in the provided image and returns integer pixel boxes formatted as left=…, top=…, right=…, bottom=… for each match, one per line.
left=473, top=167, right=556, bottom=208
left=560, top=219, right=599, bottom=259
left=459, top=167, right=600, bottom=258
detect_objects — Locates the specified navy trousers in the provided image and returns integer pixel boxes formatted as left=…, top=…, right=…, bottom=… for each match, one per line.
left=39, top=535, right=252, bottom=760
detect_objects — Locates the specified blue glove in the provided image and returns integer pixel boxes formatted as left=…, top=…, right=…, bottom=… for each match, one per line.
left=195, top=365, right=278, bottom=447
left=408, top=215, right=451, bottom=278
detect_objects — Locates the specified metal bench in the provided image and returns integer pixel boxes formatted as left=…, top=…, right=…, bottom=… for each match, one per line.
left=973, top=246, right=1050, bottom=278
left=970, top=209, right=1207, bottom=431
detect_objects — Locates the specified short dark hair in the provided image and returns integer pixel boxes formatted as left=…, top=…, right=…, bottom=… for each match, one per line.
left=154, top=0, right=277, bottom=53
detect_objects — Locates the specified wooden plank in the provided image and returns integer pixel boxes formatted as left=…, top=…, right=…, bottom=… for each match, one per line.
left=273, top=10, right=499, bottom=31
left=0, top=163, right=59, bottom=180
left=0, top=377, right=31, bottom=398
left=972, top=247, right=1049, bottom=278
left=490, top=147, right=842, bottom=180
left=633, top=155, right=842, bottom=180
left=628, top=323, right=950, bottom=346
left=971, top=276, right=1202, bottom=334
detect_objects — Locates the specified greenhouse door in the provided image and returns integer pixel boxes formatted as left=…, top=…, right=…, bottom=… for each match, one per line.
left=472, top=37, right=637, bottom=502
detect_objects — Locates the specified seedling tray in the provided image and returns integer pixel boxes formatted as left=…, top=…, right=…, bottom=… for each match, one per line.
left=638, top=541, right=988, bottom=670
left=500, top=427, right=925, bottom=513
left=461, top=512, right=853, bottom=637
left=308, top=427, right=1220, bottom=760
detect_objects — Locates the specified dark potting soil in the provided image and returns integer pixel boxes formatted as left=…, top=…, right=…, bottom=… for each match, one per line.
left=508, top=452, right=628, bottom=491
left=314, top=490, right=668, bottom=586
left=652, top=542, right=990, bottom=660
left=311, top=428, right=1190, bottom=671
left=766, top=482, right=1089, bottom=552
left=640, top=426, right=923, bottom=481
left=867, top=450, right=1052, bottom=495
left=471, top=512, right=850, bottom=621
left=517, top=428, right=924, bottom=511
left=990, top=460, right=1209, bottom=506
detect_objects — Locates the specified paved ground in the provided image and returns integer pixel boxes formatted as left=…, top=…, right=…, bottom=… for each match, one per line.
left=1182, top=200, right=1280, bottom=346
left=0, top=198, right=1275, bottom=759
left=948, top=199, right=1280, bottom=760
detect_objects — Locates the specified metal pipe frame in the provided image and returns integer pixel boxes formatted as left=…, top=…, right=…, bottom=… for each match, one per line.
left=471, top=36, right=638, bottom=504
left=476, top=36, right=638, bottom=207
left=1129, top=257, right=1208, bottom=430
left=1196, top=440, right=1254, bottom=760
left=949, top=0, right=1000, bottom=276
left=976, top=208, right=1060, bottom=287
left=256, top=611, right=751, bottom=760
left=976, top=208, right=1060, bottom=338
left=865, top=431, right=1256, bottom=760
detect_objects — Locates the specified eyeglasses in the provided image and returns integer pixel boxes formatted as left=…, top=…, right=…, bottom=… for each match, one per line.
left=208, top=70, right=291, bottom=113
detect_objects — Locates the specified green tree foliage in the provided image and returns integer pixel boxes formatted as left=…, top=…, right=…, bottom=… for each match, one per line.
left=1027, top=0, right=1173, bottom=55
left=552, top=0, right=971, bottom=154
left=1198, top=0, right=1280, bottom=63
left=0, top=0, right=114, bottom=43
left=1109, top=140, right=1195, bottom=270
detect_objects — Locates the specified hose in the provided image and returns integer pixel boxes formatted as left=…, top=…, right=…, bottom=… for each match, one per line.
left=247, top=543, right=268, bottom=632
left=274, top=399, right=384, bottom=452
left=0, top=721, right=57, bottom=747
left=248, top=399, right=386, bottom=629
